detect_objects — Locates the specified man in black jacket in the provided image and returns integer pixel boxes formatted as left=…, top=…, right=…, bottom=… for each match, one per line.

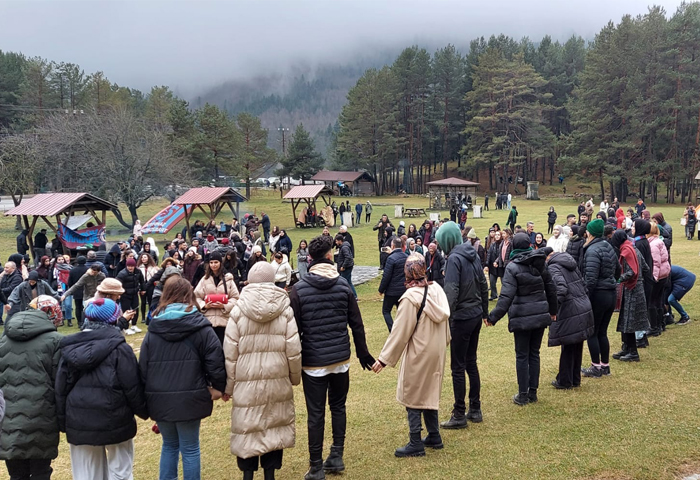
left=377, top=237, right=407, bottom=332
left=0, top=261, right=23, bottom=326
left=335, top=235, right=356, bottom=299
left=68, top=256, right=89, bottom=327
left=338, top=225, right=354, bottom=255
left=436, top=222, right=489, bottom=428
left=289, top=235, right=374, bottom=480
left=33, top=229, right=48, bottom=266
left=116, top=258, right=145, bottom=333
left=16, top=230, right=29, bottom=256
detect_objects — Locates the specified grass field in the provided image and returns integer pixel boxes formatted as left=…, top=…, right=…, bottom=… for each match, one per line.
left=1, top=190, right=699, bottom=480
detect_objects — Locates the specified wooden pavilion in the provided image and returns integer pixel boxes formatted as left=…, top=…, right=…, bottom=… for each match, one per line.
left=284, top=185, right=335, bottom=227
left=426, top=177, right=480, bottom=210
left=4, top=192, right=117, bottom=259
left=172, top=187, right=247, bottom=238
left=311, top=170, right=376, bottom=196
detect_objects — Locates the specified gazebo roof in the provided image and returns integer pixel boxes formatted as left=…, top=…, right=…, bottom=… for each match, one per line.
left=284, top=185, right=334, bottom=200
left=172, top=187, right=246, bottom=205
left=311, top=170, right=373, bottom=183
left=425, top=177, right=480, bottom=187
left=4, top=192, right=117, bottom=217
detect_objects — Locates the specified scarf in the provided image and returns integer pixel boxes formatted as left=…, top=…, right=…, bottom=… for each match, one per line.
left=500, top=241, right=509, bottom=262
left=619, top=240, right=639, bottom=290
left=509, top=246, right=532, bottom=260
left=404, top=254, right=429, bottom=289
left=83, top=319, right=120, bottom=331
left=54, top=262, right=72, bottom=285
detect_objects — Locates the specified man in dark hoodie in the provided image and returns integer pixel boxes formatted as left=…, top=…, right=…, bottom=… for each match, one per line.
left=16, top=229, right=29, bottom=256
left=487, top=233, right=558, bottom=405
left=55, top=298, right=148, bottom=479
left=105, top=244, right=122, bottom=278
left=436, top=222, right=489, bottom=428
left=289, top=235, right=375, bottom=480
left=4, top=271, right=60, bottom=319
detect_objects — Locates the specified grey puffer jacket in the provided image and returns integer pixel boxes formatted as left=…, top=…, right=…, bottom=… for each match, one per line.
left=581, top=237, right=620, bottom=296
left=546, top=253, right=594, bottom=347
left=488, top=248, right=558, bottom=332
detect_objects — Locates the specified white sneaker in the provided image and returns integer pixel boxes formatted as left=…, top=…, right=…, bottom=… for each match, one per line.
left=132, top=326, right=142, bottom=333
left=125, top=328, right=135, bottom=335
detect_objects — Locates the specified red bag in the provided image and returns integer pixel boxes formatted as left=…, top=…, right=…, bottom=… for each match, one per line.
left=205, top=294, right=228, bottom=304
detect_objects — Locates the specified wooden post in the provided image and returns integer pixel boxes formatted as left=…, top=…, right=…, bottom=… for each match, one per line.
left=27, top=216, right=39, bottom=262
left=55, top=214, right=69, bottom=255
left=184, top=206, right=192, bottom=241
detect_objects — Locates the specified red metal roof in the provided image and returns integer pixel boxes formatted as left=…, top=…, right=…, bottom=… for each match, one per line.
left=311, top=170, right=370, bottom=182
left=425, top=177, right=480, bottom=186
left=173, top=187, right=246, bottom=205
left=284, top=185, right=334, bottom=199
left=4, top=192, right=117, bottom=217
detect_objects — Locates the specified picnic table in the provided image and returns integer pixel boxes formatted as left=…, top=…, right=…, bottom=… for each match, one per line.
left=403, top=207, right=426, bottom=217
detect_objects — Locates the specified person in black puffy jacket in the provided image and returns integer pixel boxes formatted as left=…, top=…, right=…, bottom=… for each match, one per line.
left=546, top=252, right=595, bottom=389
left=579, top=219, right=620, bottom=378
left=55, top=298, right=148, bottom=479
left=487, top=234, right=557, bottom=406
left=116, top=258, right=146, bottom=331
left=378, top=238, right=408, bottom=331
left=565, top=225, right=585, bottom=270
left=139, top=277, right=227, bottom=480
left=547, top=206, right=558, bottom=234
left=436, top=222, right=489, bottom=429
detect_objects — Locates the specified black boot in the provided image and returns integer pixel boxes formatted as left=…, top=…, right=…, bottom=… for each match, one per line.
left=466, top=408, right=483, bottom=423
left=322, top=445, right=344, bottom=473
left=243, top=471, right=254, bottom=480
left=527, top=388, right=538, bottom=403
left=637, top=335, right=649, bottom=348
left=612, top=343, right=629, bottom=360
left=440, top=412, right=467, bottom=429
left=395, top=432, right=426, bottom=458
left=421, top=432, right=444, bottom=449
left=512, top=393, right=529, bottom=406
left=304, top=461, right=325, bottom=480
left=263, top=469, right=275, bottom=480
left=620, top=351, right=640, bottom=362
left=67, top=319, right=73, bottom=327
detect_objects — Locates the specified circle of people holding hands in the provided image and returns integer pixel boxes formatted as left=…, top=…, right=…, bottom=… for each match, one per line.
left=0, top=198, right=694, bottom=480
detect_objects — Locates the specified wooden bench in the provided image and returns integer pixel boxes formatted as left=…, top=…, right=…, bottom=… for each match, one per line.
left=403, top=208, right=426, bottom=217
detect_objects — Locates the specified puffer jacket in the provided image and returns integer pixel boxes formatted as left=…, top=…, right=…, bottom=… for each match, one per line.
left=565, top=236, right=585, bottom=269
left=0, top=269, right=22, bottom=300
left=194, top=273, right=239, bottom=328
left=289, top=260, right=370, bottom=369
left=488, top=248, right=558, bottom=332
left=55, top=327, right=148, bottom=446
left=0, top=310, right=62, bottom=460
left=139, top=305, right=226, bottom=422
left=224, top=283, right=302, bottom=459
left=336, top=240, right=354, bottom=271
left=581, top=237, right=619, bottom=295
left=63, top=271, right=106, bottom=301
left=546, top=253, right=594, bottom=347
left=379, top=249, right=408, bottom=297
left=670, top=265, right=696, bottom=300
left=649, top=235, right=670, bottom=281
left=117, top=268, right=146, bottom=296
left=443, top=242, right=489, bottom=322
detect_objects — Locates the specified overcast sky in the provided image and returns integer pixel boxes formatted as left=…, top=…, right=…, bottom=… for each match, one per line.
left=0, top=0, right=687, bottom=96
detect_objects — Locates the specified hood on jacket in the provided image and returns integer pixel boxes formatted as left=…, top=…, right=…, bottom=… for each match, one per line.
left=8, top=253, right=23, bottom=267
left=109, top=244, right=121, bottom=256
left=305, top=262, right=341, bottom=290
left=511, top=247, right=552, bottom=268
left=546, top=252, right=577, bottom=271
left=449, top=241, right=477, bottom=264
left=4, top=310, right=57, bottom=342
left=59, top=328, right=124, bottom=371
left=149, top=308, right=212, bottom=342
left=237, top=283, right=289, bottom=323
left=403, top=283, right=450, bottom=324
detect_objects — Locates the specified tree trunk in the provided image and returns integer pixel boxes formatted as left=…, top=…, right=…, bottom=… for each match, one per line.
left=11, top=193, right=23, bottom=230
left=599, top=167, right=605, bottom=201
left=111, top=208, right=133, bottom=230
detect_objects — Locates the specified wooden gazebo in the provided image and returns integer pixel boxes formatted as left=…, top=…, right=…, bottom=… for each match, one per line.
left=310, top=170, right=376, bottom=196
left=4, top=192, right=117, bottom=259
left=284, top=185, right=334, bottom=227
left=172, top=187, right=247, bottom=239
left=426, top=177, right=480, bottom=210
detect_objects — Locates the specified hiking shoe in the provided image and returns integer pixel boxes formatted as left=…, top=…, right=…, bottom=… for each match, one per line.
left=466, top=408, right=483, bottom=423
left=581, top=366, right=602, bottom=378
left=512, top=393, right=529, bottom=406
left=440, top=413, right=467, bottom=429
left=601, top=365, right=611, bottom=376
left=305, top=462, right=325, bottom=480
left=421, top=433, right=444, bottom=450
left=677, top=316, right=691, bottom=326
left=395, top=433, right=426, bottom=458
left=322, top=446, right=344, bottom=473
left=551, top=380, right=572, bottom=390
left=620, top=352, right=640, bottom=362
left=612, top=344, right=628, bottom=360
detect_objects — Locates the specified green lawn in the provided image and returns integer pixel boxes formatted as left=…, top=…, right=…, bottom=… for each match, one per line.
left=1, top=190, right=699, bottom=480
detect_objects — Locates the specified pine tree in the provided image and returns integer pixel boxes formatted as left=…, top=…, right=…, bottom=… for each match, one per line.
left=278, top=124, right=324, bottom=184
left=235, top=112, right=277, bottom=198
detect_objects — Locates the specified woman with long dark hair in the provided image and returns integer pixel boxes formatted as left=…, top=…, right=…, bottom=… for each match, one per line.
left=138, top=253, right=159, bottom=322
left=194, top=251, right=239, bottom=344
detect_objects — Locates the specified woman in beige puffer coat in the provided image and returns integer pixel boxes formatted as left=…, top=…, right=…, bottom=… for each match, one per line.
left=224, top=261, right=302, bottom=480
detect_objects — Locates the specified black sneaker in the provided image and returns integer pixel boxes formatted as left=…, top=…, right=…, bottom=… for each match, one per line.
left=551, top=380, right=572, bottom=390
left=677, top=316, right=691, bottom=325
left=512, top=393, right=529, bottom=406
left=601, top=365, right=611, bottom=376
left=664, top=313, right=676, bottom=326
left=440, top=413, right=467, bottom=429
left=620, top=352, right=640, bottom=362
left=581, top=366, right=602, bottom=378
left=466, top=408, right=483, bottom=423
left=612, top=345, right=628, bottom=360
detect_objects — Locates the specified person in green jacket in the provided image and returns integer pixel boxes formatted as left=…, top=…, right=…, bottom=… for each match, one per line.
left=507, top=206, right=518, bottom=231
left=0, top=307, right=62, bottom=479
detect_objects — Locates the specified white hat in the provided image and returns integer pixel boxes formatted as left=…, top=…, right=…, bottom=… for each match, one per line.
left=400, top=221, right=405, bottom=227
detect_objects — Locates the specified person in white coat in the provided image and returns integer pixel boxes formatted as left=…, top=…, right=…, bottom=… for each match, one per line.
left=547, top=225, right=570, bottom=253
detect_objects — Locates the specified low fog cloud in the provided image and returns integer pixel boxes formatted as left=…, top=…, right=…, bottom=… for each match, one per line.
left=0, top=0, right=686, bottom=94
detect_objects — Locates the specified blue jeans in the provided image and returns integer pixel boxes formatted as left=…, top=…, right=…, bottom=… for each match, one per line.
left=668, top=293, right=688, bottom=318
left=62, top=294, right=74, bottom=320
left=157, top=419, right=201, bottom=480
left=339, top=268, right=357, bottom=299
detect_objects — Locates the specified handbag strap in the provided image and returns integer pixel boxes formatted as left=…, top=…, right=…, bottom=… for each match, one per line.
left=416, top=285, right=429, bottom=323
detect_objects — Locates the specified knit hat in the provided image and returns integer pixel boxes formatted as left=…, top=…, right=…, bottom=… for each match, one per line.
left=209, top=250, right=223, bottom=262
left=435, top=221, right=462, bottom=255
left=587, top=218, right=605, bottom=238
left=126, top=258, right=137, bottom=267
left=87, top=251, right=97, bottom=260
left=466, top=228, right=477, bottom=239
left=251, top=245, right=262, bottom=255
left=28, top=271, right=39, bottom=282
left=84, top=298, right=121, bottom=325
left=29, top=295, right=63, bottom=326
left=188, top=246, right=198, bottom=253
left=221, top=237, right=230, bottom=245
left=247, top=262, right=275, bottom=284
left=76, top=255, right=87, bottom=265
left=96, top=278, right=125, bottom=296
left=399, top=221, right=405, bottom=227
left=512, top=232, right=531, bottom=250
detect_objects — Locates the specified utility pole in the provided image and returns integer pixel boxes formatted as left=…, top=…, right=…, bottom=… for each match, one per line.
left=278, top=127, right=290, bottom=188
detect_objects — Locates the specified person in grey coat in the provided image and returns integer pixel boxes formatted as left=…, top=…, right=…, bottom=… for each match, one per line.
left=4, top=271, right=60, bottom=319
left=546, top=252, right=594, bottom=389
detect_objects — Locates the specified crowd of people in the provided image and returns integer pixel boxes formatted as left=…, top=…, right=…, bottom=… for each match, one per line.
left=0, top=197, right=696, bottom=480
